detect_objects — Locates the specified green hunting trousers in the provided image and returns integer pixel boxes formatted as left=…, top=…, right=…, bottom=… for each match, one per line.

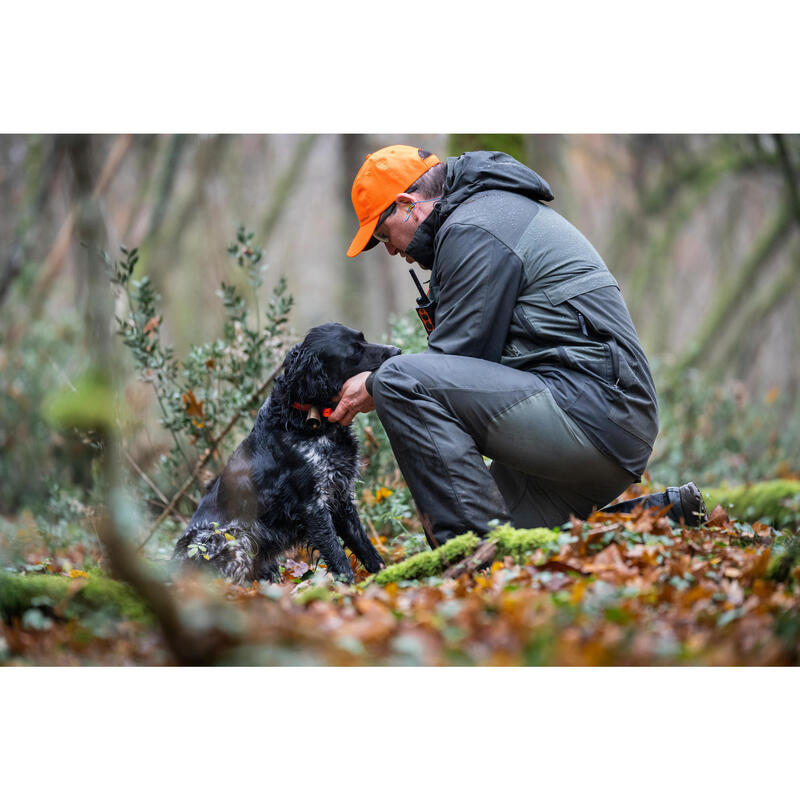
left=371, top=353, right=634, bottom=547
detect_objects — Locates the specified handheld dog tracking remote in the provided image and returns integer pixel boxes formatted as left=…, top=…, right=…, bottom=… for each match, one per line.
left=409, top=268, right=435, bottom=335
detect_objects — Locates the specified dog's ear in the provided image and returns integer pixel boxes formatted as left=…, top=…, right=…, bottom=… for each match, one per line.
left=281, top=344, right=334, bottom=403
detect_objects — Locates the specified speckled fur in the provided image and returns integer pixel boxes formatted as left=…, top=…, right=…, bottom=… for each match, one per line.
left=173, top=323, right=399, bottom=584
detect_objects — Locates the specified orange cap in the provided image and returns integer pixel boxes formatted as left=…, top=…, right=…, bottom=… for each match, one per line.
left=347, top=145, right=441, bottom=257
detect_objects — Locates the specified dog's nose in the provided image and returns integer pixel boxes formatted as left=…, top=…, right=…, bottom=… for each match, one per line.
left=383, top=347, right=401, bottom=361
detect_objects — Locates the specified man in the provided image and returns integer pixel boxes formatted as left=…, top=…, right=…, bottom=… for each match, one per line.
left=330, top=145, right=706, bottom=547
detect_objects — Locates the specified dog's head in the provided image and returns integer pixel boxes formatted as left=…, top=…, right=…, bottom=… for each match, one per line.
left=281, top=322, right=400, bottom=407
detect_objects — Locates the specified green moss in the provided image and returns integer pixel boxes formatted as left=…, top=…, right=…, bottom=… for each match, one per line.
left=294, top=584, right=334, bottom=605
left=703, top=480, right=800, bottom=530
left=489, top=524, right=560, bottom=562
left=0, top=571, right=153, bottom=624
left=765, top=534, right=800, bottom=583
left=42, top=367, right=117, bottom=432
left=374, top=533, right=481, bottom=585
left=370, top=525, right=563, bottom=586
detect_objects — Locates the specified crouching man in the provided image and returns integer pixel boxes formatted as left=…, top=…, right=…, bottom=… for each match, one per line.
left=330, top=145, right=706, bottom=547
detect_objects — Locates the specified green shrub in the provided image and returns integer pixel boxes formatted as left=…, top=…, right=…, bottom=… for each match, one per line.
left=107, top=227, right=295, bottom=516
left=0, top=310, right=95, bottom=514
left=650, top=363, right=800, bottom=487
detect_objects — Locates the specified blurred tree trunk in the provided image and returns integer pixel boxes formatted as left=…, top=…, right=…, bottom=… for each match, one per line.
left=0, top=135, right=65, bottom=307
left=155, top=134, right=232, bottom=269
left=259, top=134, right=317, bottom=247
left=146, top=133, right=189, bottom=243
left=24, top=135, right=132, bottom=326
left=339, top=134, right=369, bottom=329
left=120, top=134, right=160, bottom=240
left=66, top=134, right=237, bottom=666
left=67, top=136, right=111, bottom=358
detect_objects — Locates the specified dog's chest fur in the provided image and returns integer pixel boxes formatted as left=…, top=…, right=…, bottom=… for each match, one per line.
left=294, top=432, right=357, bottom=506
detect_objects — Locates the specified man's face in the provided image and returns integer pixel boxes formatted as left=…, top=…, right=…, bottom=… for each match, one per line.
left=373, top=193, right=434, bottom=264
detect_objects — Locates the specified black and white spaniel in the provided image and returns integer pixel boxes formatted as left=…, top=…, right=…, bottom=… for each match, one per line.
left=173, top=323, right=399, bottom=584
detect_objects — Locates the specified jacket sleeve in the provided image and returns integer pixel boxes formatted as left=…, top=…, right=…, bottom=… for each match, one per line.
left=426, top=222, right=524, bottom=362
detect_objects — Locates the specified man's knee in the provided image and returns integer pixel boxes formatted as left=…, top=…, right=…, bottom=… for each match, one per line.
left=371, top=353, right=431, bottom=409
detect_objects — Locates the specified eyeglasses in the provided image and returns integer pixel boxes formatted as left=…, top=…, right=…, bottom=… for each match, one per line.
left=372, top=203, right=397, bottom=244
left=372, top=197, right=441, bottom=244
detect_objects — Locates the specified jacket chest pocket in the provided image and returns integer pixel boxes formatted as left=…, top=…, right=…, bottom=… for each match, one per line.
left=521, top=270, right=623, bottom=384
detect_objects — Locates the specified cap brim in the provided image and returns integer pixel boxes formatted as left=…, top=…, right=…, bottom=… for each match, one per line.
left=362, top=236, right=380, bottom=252
left=346, top=217, right=381, bottom=257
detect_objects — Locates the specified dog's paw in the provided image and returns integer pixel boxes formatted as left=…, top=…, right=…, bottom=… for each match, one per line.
left=334, top=566, right=355, bottom=584
left=364, top=556, right=385, bottom=574
left=258, top=561, right=282, bottom=583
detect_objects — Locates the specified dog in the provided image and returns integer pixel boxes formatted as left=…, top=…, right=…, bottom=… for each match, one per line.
left=173, top=322, right=400, bottom=584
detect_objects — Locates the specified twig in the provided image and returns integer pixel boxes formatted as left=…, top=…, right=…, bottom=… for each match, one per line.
left=442, top=540, right=498, bottom=580
left=137, top=361, right=284, bottom=549
left=124, top=449, right=188, bottom=526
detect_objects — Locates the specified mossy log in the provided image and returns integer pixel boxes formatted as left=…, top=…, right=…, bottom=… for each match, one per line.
left=372, top=524, right=562, bottom=585
left=703, top=480, right=800, bottom=530
left=373, top=533, right=482, bottom=585
left=0, top=571, right=153, bottom=624
left=490, top=524, right=560, bottom=561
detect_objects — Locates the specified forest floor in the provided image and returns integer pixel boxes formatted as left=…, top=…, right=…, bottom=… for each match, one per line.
left=2, top=493, right=799, bottom=666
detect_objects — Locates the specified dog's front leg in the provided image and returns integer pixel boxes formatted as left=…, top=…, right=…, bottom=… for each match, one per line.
left=334, top=501, right=384, bottom=574
left=305, top=509, right=354, bottom=583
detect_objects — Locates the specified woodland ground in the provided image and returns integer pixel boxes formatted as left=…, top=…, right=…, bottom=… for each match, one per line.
left=2, top=480, right=799, bottom=666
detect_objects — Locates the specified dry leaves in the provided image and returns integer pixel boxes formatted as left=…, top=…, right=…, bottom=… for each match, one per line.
left=3, top=506, right=799, bottom=666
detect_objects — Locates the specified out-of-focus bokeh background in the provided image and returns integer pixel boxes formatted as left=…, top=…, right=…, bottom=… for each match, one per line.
left=3, top=133, right=798, bottom=514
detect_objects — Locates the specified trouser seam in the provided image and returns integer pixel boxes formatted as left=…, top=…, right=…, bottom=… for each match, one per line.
left=485, top=387, right=548, bottom=427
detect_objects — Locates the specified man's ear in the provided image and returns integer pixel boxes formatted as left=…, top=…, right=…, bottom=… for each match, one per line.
left=395, top=192, right=416, bottom=207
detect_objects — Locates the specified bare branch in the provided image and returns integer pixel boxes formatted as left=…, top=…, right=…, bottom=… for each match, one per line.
left=124, top=449, right=188, bottom=526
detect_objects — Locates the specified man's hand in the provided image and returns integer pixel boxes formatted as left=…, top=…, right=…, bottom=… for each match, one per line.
left=329, top=371, right=375, bottom=426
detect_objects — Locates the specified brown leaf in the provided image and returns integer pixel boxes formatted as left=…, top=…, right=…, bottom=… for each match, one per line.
left=284, top=558, right=310, bottom=578
left=182, top=390, right=204, bottom=419
left=705, top=504, right=731, bottom=529
left=143, top=316, right=160, bottom=337
left=584, top=543, right=637, bottom=577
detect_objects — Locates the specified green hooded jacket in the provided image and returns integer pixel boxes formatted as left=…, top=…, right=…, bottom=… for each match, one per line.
left=398, top=150, right=659, bottom=479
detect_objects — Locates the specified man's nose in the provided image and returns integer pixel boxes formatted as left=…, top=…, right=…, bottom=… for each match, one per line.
left=384, top=242, right=398, bottom=256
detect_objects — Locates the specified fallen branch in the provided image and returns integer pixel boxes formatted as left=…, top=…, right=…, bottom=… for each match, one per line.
left=442, top=540, right=498, bottom=580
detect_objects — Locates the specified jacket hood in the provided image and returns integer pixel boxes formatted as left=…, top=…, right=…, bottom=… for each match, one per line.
left=406, top=151, right=554, bottom=268
left=438, top=150, right=554, bottom=220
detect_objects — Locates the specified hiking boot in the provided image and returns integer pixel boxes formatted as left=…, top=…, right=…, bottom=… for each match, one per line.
left=665, top=481, right=707, bottom=527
